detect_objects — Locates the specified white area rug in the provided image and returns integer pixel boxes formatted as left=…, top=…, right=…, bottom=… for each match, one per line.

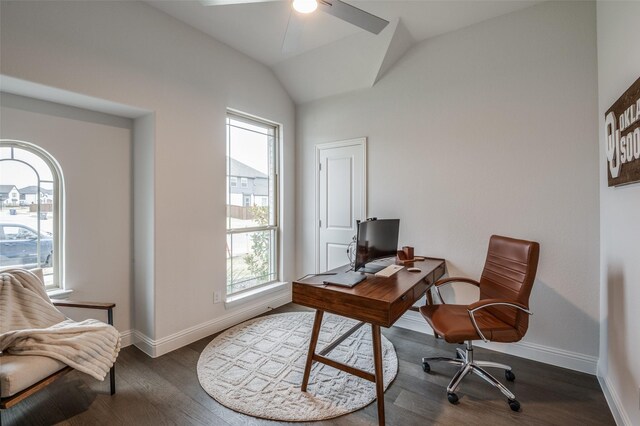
left=197, top=312, right=398, bottom=421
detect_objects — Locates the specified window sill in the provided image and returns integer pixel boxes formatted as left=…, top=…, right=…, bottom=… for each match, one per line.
left=225, top=281, right=289, bottom=309
left=47, top=288, right=74, bottom=299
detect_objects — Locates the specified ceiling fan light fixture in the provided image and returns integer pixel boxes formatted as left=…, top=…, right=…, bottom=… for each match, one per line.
left=292, top=0, right=318, bottom=14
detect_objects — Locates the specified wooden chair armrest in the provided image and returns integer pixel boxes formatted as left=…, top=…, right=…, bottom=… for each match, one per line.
left=52, top=300, right=116, bottom=310
left=52, top=300, right=115, bottom=325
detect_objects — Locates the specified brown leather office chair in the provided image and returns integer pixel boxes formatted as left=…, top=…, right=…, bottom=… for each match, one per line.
left=420, top=235, right=540, bottom=411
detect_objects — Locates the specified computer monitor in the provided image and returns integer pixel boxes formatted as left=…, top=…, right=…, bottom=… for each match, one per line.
left=354, top=219, right=400, bottom=273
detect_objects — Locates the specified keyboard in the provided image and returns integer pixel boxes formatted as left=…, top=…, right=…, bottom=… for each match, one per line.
left=374, top=264, right=404, bottom=277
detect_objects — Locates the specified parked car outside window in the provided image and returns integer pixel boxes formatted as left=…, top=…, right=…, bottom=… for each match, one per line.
left=0, top=223, right=53, bottom=268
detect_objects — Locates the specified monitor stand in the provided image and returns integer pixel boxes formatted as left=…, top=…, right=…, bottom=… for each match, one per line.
left=358, top=264, right=386, bottom=274
left=357, top=257, right=395, bottom=274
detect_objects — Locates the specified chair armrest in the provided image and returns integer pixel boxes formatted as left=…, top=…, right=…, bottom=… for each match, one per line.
left=52, top=301, right=115, bottom=325
left=434, top=277, right=480, bottom=287
left=468, top=298, right=529, bottom=313
left=432, top=277, right=480, bottom=304
left=467, top=298, right=532, bottom=343
left=52, top=301, right=115, bottom=310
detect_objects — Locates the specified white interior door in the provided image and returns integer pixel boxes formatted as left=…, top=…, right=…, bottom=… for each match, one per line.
left=316, top=138, right=366, bottom=272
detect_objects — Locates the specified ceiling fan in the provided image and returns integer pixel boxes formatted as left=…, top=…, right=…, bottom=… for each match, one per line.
left=200, top=0, right=389, bottom=54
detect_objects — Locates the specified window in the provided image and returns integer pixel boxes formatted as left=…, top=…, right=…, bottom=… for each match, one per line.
left=230, top=176, right=238, bottom=187
left=0, top=141, right=64, bottom=289
left=226, top=112, right=278, bottom=296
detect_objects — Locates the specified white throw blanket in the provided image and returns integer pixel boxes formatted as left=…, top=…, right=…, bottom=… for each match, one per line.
left=0, top=269, right=120, bottom=380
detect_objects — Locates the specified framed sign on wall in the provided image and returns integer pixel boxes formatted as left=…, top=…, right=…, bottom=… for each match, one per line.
left=605, top=76, right=640, bottom=187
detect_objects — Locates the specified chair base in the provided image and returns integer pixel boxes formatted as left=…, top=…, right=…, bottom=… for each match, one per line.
left=422, top=341, right=520, bottom=411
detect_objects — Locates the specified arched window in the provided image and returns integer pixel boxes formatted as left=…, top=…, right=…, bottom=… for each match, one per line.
left=0, top=140, right=64, bottom=289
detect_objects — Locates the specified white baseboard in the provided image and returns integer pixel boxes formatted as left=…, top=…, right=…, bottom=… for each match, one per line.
left=119, top=329, right=134, bottom=347
left=394, top=310, right=598, bottom=375
left=597, top=363, right=632, bottom=426
left=132, top=329, right=155, bottom=356
left=132, top=291, right=292, bottom=358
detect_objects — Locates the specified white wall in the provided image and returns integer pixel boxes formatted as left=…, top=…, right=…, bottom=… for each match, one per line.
left=0, top=94, right=133, bottom=335
left=1, top=1, right=295, bottom=354
left=297, top=1, right=600, bottom=369
left=133, top=113, right=156, bottom=341
left=597, top=2, right=640, bottom=425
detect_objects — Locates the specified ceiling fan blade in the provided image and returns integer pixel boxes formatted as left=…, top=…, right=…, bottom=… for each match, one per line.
left=318, top=0, right=389, bottom=34
left=200, top=0, right=279, bottom=6
left=281, top=10, right=304, bottom=55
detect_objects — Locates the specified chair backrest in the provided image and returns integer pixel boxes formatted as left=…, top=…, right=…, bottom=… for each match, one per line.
left=479, top=235, right=540, bottom=338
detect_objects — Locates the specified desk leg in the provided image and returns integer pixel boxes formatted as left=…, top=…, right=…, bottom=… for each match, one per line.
left=371, top=324, right=385, bottom=426
left=301, top=309, right=324, bottom=392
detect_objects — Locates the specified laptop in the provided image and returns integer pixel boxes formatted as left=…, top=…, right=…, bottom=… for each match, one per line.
left=323, top=271, right=367, bottom=288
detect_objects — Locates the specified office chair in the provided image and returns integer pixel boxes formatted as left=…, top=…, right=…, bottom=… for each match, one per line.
left=420, top=235, right=540, bottom=411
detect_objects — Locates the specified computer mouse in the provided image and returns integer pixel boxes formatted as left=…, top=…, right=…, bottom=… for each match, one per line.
left=407, top=267, right=421, bottom=272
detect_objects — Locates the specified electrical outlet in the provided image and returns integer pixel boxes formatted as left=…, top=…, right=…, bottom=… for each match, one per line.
left=213, top=291, right=221, bottom=304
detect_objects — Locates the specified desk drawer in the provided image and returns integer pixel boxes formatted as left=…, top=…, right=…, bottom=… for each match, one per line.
left=390, top=289, right=415, bottom=322
left=414, top=279, right=429, bottom=299
left=433, top=263, right=446, bottom=281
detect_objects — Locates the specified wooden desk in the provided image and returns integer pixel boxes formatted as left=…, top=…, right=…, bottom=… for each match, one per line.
left=292, top=258, right=446, bottom=426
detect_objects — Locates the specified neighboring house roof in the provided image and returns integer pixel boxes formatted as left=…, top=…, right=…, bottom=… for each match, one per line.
left=19, top=186, right=53, bottom=195
left=228, top=157, right=268, bottom=179
left=0, top=185, right=18, bottom=196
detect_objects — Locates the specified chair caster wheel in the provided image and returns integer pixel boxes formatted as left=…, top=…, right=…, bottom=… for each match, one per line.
left=505, top=370, right=516, bottom=381
left=508, top=399, right=520, bottom=411
left=422, top=362, right=431, bottom=373
left=447, top=392, right=459, bottom=404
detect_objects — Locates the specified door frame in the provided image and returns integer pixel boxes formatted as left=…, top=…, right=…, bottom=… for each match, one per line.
left=315, top=137, right=367, bottom=273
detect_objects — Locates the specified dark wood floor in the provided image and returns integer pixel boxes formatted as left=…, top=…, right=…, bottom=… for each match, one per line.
left=2, top=303, right=614, bottom=426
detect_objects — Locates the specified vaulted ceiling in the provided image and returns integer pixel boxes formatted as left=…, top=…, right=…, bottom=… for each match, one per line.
left=149, top=1, right=541, bottom=103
